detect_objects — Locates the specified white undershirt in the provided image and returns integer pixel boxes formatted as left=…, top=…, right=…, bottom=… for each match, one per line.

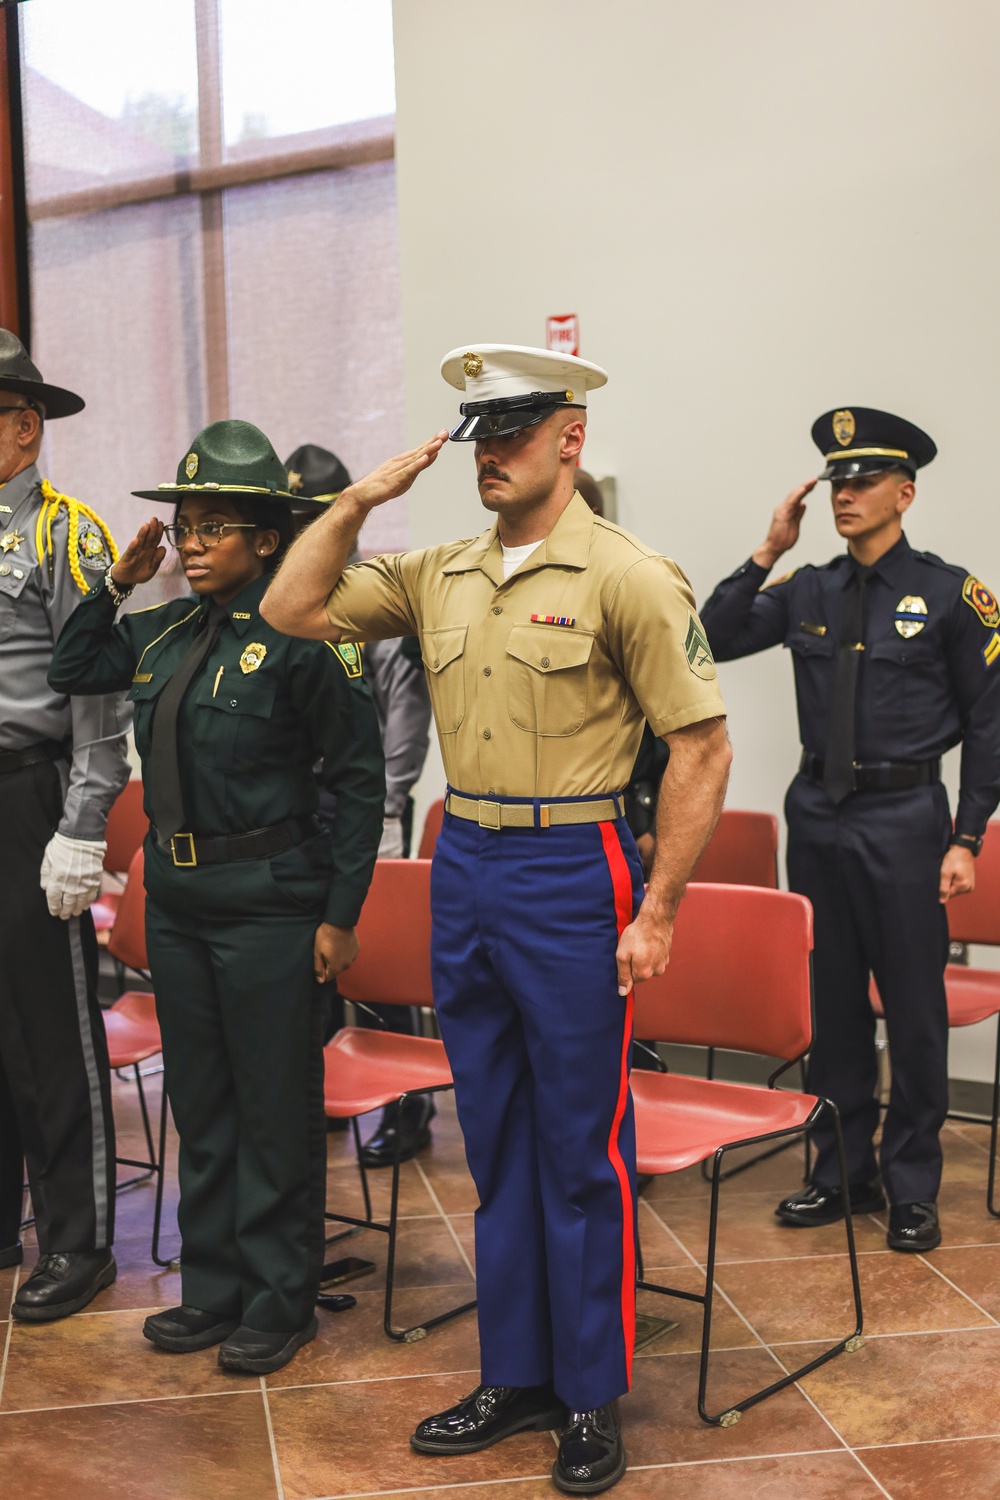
left=501, top=539, right=543, bottom=580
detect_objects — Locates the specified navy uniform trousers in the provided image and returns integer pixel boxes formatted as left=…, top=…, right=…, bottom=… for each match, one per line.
left=431, top=797, right=644, bottom=1413
left=787, top=774, right=951, bottom=1204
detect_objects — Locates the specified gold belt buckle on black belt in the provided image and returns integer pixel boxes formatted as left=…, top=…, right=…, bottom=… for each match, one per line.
left=477, top=800, right=502, bottom=830
left=170, top=832, right=198, bottom=868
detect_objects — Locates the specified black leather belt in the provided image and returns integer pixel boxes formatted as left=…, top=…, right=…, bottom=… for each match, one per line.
left=153, top=816, right=319, bottom=868
left=799, top=751, right=940, bottom=792
left=0, top=738, right=70, bottom=776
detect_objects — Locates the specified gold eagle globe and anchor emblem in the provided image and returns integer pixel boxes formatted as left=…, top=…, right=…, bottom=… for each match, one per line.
left=832, top=410, right=856, bottom=447
left=239, top=642, right=268, bottom=674
left=462, top=352, right=484, bottom=378
left=895, top=595, right=928, bottom=638
left=185, top=453, right=199, bottom=480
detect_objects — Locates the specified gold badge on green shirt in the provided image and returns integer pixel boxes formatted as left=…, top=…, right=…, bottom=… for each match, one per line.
left=239, top=642, right=267, bottom=674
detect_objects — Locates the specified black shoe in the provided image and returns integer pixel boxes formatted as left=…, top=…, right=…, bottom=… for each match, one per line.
left=143, top=1305, right=241, bottom=1352
left=11, top=1249, right=116, bottom=1322
left=553, top=1403, right=626, bottom=1495
left=360, top=1096, right=437, bottom=1169
left=217, top=1316, right=318, bottom=1374
left=775, top=1179, right=886, bottom=1227
left=887, top=1201, right=941, bottom=1252
left=410, top=1383, right=567, bottom=1454
left=0, top=1240, right=23, bottom=1270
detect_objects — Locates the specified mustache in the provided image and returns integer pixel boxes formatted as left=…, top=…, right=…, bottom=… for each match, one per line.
left=478, top=463, right=511, bottom=484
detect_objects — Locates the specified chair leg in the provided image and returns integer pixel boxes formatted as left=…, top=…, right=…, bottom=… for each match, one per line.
left=700, top=1054, right=812, bottom=1186
left=113, top=1065, right=159, bottom=1190
left=988, top=1023, right=1000, bottom=1218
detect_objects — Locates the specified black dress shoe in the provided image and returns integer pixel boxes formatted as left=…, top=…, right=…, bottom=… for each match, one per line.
left=410, top=1383, right=567, bottom=1454
left=775, top=1179, right=885, bottom=1227
left=0, top=1240, right=23, bottom=1270
left=361, top=1096, right=436, bottom=1169
left=887, top=1201, right=941, bottom=1252
left=553, top=1403, right=626, bottom=1494
left=218, top=1316, right=318, bottom=1374
left=143, top=1305, right=241, bottom=1352
left=12, top=1249, right=116, bottom=1322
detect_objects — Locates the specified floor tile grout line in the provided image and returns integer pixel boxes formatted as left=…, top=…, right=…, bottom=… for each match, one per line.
left=0, top=1263, right=18, bottom=1405
left=0, top=1386, right=264, bottom=1417
left=266, top=1367, right=481, bottom=1396
left=856, top=1432, right=1000, bottom=1452
left=259, top=1375, right=286, bottom=1500
left=414, top=1158, right=475, bottom=1282
left=915, top=1254, right=1000, bottom=1326
left=771, top=1323, right=1000, bottom=1347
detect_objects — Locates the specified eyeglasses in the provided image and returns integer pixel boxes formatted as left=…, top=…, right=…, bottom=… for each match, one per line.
left=163, top=521, right=258, bottom=548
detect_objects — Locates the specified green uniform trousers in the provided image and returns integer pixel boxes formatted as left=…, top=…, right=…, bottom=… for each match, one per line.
left=144, top=835, right=329, bottom=1332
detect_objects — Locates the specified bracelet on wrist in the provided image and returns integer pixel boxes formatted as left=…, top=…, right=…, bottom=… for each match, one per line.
left=950, top=832, right=983, bottom=857
left=104, top=565, right=134, bottom=607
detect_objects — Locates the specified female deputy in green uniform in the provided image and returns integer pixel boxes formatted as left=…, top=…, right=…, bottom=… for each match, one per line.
left=48, top=420, right=385, bottom=1375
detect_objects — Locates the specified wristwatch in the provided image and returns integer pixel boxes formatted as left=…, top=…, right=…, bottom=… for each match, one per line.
left=950, top=832, right=984, bottom=857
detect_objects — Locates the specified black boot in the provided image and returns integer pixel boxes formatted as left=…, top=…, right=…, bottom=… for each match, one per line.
left=775, top=1178, right=885, bottom=1227
left=553, top=1403, right=626, bottom=1494
left=218, top=1316, right=318, bottom=1374
left=360, top=1095, right=436, bottom=1168
left=887, top=1201, right=941, bottom=1252
left=411, top=1383, right=566, bottom=1454
left=143, top=1305, right=241, bottom=1352
left=12, top=1249, right=116, bottom=1322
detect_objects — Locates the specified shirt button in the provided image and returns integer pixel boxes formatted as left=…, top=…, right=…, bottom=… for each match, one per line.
left=483, top=728, right=492, bottom=740
left=492, top=605, right=502, bottom=615
left=433, top=658, right=440, bottom=668
left=541, top=656, right=550, bottom=668
left=488, top=787, right=495, bottom=795
left=483, top=666, right=492, bottom=677
left=230, top=699, right=238, bottom=708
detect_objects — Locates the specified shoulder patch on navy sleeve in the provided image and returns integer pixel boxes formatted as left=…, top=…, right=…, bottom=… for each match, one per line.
left=760, top=568, right=797, bottom=591
left=962, top=575, right=1000, bottom=629
left=328, top=640, right=364, bottom=678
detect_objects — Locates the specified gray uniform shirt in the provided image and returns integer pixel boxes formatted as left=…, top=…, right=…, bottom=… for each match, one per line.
left=0, top=463, right=130, bottom=839
left=364, top=637, right=432, bottom=818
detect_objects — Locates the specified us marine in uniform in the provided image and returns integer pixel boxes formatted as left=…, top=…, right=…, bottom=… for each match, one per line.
left=0, top=329, right=129, bottom=1322
left=701, top=407, right=1000, bottom=1252
left=263, top=345, right=732, bottom=1492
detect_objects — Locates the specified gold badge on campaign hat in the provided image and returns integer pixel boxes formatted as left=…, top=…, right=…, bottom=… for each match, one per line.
left=185, top=452, right=199, bottom=479
left=895, top=595, right=928, bottom=638
left=287, top=469, right=302, bottom=494
left=832, top=410, right=856, bottom=447
left=462, top=351, right=484, bottom=378
left=239, top=642, right=267, bottom=674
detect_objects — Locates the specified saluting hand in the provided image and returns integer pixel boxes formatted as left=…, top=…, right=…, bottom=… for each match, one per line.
left=939, top=846, right=975, bottom=902
left=342, top=432, right=449, bottom=512
left=111, top=518, right=167, bottom=588
left=752, top=478, right=817, bottom=570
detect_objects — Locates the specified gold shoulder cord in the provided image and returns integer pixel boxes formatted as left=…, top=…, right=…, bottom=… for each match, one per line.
left=35, top=478, right=120, bottom=595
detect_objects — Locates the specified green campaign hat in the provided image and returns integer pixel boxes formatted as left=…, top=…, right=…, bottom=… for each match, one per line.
left=132, top=419, right=327, bottom=510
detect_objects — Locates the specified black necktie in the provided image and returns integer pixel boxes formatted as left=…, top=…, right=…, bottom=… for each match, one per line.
left=149, top=603, right=228, bottom=845
left=824, top=567, right=871, bottom=805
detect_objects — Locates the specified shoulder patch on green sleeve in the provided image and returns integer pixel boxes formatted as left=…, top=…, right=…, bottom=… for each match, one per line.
left=684, top=613, right=717, bottom=680
left=328, top=640, right=364, bottom=678
left=760, top=568, right=797, bottom=591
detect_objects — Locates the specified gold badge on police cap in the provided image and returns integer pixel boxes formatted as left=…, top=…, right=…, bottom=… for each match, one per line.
left=239, top=642, right=267, bottom=674
left=185, top=453, right=199, bottom=479
left=895, top=595, right=928, bottom=638
left=462, top=351, right=484, bottom=378
left=832, top=410, right=856, bottom=447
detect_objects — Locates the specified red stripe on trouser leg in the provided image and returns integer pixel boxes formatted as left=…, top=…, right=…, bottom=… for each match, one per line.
left=598, top=820, right=636, bottom=1387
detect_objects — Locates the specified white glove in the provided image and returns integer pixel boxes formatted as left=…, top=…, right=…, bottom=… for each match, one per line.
left=39, top=832, right=107, bottom=920
left=377, top=815, right=405, bottom=860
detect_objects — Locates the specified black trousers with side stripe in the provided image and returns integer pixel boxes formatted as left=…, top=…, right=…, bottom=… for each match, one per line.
left=0, top=760, right=116, bottom=1253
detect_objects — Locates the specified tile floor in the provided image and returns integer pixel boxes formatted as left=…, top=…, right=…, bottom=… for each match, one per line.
left=5, top=1068, right=1000, bottom=1499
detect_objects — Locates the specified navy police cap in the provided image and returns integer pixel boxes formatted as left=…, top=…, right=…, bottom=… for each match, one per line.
left=811, top=407, right=936, bottom=481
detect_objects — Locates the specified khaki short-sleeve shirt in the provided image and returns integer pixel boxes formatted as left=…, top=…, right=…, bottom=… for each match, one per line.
left=324, top=492, right=726, bottom=798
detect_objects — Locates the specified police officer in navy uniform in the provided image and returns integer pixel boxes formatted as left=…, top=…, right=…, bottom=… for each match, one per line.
left=701, top=408, right=1000, bottom=1252
left=49, top=420, right=384, bottom=1373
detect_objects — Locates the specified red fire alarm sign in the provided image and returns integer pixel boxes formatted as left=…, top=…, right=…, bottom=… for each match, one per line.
left=546, top=314, right=579, bottom=357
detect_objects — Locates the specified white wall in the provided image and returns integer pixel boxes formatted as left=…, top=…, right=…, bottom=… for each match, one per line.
left=393, top=0, right=1000, bottom=1079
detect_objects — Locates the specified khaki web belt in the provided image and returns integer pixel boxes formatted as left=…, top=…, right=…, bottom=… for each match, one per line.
left=445, top=792, right=624, bottom=830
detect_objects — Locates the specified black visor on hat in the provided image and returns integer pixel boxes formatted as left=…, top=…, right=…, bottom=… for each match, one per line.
left=449, top=390, right=583, bottom=443
left=821, top=456, right=917, bottom=482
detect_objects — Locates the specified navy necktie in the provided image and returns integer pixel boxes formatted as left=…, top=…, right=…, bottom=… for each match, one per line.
left=824, top=567, right=871, bottom=805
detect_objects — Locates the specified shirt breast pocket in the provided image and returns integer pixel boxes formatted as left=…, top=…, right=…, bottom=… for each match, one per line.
left=869, top=636, right=935, bottom=735
left=0, top=567, right=31, bottom=645
left=194, top=678, right=277, bottom=770
left=126, top=675, right=165, bottom=760
left=421, top=625, right=467, bottom=734
left=506, top=625, right=594, bottom=737
left=784, top=628, right=834, bottom=661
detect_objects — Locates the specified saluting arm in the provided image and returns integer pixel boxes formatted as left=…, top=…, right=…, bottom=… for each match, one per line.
left=262, top=432, right=448, bottom=640
left=700, top=479, right=815, bottom=658
left=48, top=575, right=141, bottom=696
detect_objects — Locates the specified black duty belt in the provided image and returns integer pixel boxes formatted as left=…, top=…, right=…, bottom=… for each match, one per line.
left=0, top=738, right=70, bottom=776
left=154, top=816, right=319, bottom=868
left=799, top=751, right=940, bottom=793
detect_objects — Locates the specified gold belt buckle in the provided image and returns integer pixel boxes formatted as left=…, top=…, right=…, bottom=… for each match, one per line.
left=170, top=832, right=197, bottom=867
left=477, top=800, right=502, bottom=830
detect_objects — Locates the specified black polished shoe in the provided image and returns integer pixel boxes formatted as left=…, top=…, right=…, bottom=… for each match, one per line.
left=218, top=1316, right=318, bottom=1374
left=12, top=1249, right=116, bottom=1322
left=775, top=1179, right=886, bottom=1227
left=887, top=1201, right=941, bottom=1252
left=143, top=1305, right=241, bottom=1352
left=360, top=1096, right=437, bottom=1169
left=410, top=1383, right=567, bottom=1454
left=553, top=1403, right=626, bottom=1494
left=0, top=1240, right=23, bottom=1270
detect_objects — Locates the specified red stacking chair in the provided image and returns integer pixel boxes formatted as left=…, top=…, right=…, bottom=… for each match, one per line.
left=632, top=883, right=863, bottom=1427
left=689, top=808, right=779, bottom=889
left=104, top=846, right=173, bottom=1266
left=416, top=796, right=446, bottom=860
left=870, top=819, right=1000, bottom=1213
left=328, top=858, right=476, bottom=1341
left=91, top=779, right=149, bottom=938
